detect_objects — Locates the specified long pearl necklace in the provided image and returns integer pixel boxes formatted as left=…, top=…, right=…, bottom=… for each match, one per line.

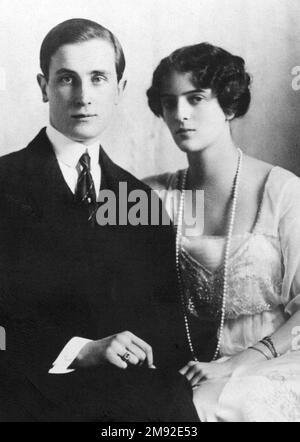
left=175, top=148, right=243, bottom=361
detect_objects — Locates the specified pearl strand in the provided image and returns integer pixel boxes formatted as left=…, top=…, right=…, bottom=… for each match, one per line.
left=175, top=168, right=198, bottom=360
left=212, top=148, right=243, bottom=359
left=175, top=148, right=243, bottom=361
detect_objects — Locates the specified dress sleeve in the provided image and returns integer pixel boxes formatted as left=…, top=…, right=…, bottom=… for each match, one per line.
left=279, top=175, right=300, bottom=315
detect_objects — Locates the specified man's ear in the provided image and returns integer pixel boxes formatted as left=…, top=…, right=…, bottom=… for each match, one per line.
left=37, top=74, right=49, bottom=103
left=116, top=78, right=127, bottom=103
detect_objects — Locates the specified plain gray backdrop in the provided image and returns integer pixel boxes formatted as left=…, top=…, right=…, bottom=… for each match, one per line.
left=1, top=0, right=300, bottom=178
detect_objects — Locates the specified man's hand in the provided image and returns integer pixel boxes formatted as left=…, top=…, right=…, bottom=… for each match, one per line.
left=73, top=331, right=155, bottom=370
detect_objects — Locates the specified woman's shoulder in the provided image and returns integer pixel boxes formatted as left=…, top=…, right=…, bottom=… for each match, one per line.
left=243, top=156, right=300, bottom=231
left=267, top=165, right=300, bottom=200
left=263, top=164, right=300, bottom=220
left=142, top=170, right=184, bottom=192
left=246, top=156, right=300, bottom=200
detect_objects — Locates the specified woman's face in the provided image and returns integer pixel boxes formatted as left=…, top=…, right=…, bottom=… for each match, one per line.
left=160, top=70, right=229, bottom=153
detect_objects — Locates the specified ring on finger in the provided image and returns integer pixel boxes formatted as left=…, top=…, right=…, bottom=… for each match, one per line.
left=120, top=352, right=131, bottom=362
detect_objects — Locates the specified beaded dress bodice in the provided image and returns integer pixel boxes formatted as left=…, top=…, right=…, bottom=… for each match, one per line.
left=179, top=232, right=287, bottom=356
left=180, top=233, right=283, bottom=321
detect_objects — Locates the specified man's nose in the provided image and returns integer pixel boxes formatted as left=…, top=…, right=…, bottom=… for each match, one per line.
left=175, top=98, right=191, bottom=122
left=74, top=81, right=92, bottom=106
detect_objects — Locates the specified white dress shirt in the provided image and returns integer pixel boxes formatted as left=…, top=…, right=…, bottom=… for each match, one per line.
left=46, top=125, right=101, bottom=374
left=46, top=125, right=101, bottom=199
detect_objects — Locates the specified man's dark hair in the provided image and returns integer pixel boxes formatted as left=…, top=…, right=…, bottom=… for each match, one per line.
left=40, top=18, right=125, bottom=82
left=147, top=42, right=251, bottom=119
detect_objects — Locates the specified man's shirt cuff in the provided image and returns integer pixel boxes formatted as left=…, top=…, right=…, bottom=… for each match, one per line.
left=49, top=337, right=92, bottom=374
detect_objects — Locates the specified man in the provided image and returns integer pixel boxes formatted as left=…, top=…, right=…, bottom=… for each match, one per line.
left=0, top=19, right=215, bottom=421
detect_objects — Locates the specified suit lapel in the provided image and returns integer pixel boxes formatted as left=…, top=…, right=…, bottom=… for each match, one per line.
left=99, top=146, right=146, bottom=194
left=99, top=146, right=126, bottom=192
left=23, top=128, right=89, bottom=229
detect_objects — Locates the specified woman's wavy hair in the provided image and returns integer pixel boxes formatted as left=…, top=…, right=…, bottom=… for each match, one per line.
left=147, top=42, right=251, bottom=119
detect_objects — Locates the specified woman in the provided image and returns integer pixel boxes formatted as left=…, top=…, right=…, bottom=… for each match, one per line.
left=144, top=43, right=300, bottom=421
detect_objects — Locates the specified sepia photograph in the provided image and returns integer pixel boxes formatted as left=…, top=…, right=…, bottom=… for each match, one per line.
left=1, top=0, right=300, bottom=425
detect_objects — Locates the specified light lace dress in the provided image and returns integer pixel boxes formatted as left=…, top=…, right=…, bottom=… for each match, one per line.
left=143, top=166, right=300, bottom=422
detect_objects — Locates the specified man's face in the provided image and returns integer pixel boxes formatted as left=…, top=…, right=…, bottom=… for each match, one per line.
left=38, top=38, right=124, bottom=144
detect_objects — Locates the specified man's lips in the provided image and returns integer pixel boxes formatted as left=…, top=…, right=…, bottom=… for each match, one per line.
left=71, top=114, right=97, bottom=119
left=176, top=128, right=196, bottom=134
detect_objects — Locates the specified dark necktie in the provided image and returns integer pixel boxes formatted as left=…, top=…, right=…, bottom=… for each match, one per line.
left=75, top=153, right=97, bottom=220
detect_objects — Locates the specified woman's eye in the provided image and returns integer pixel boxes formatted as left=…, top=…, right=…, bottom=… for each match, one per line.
left=190, top=96, right=202, bottom=104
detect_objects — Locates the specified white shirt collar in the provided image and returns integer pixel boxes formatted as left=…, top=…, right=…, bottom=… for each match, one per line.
left=46, top=125, right=100, bottom=169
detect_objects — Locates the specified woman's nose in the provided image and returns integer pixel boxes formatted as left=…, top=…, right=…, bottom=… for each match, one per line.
left=175, top=99, right=191, bottom=121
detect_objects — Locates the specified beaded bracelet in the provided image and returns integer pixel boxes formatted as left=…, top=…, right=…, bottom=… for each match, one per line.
left=260, top=336, right=280, bottom=358
left=248, top=346, right=271, bottom=361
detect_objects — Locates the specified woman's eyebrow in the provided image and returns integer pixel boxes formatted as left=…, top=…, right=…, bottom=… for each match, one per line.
left=160, top=89, right=205, bottom=97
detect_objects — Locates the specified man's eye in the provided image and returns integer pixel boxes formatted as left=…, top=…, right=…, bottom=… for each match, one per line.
left=60, top=76, right=73, bottom=85
left=92, top=75, right=105, bottom=83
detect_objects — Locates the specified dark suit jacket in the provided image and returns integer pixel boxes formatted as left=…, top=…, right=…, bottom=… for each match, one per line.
left=0, top=129, right=216, bottom=420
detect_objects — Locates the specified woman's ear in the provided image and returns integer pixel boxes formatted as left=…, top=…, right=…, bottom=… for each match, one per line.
left=37, top=74, right=49, bottom=103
